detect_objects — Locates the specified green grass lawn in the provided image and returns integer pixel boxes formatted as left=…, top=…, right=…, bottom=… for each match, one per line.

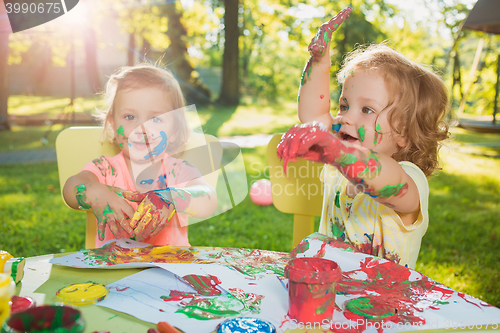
left=1, top=97, right=500, bottom=308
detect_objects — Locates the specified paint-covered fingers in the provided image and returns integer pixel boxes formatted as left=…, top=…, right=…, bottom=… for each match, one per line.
left=107, top=218, right=124, bottom=239
left=93, top=203, right=115, bottom=240
left=130, top=201, right=153, bottom=231
left=117, top=215, right=134, bottom=238
left=308, top=6, right=353, bottom=59
left=120, top=189, right=148, bottom=202
left=148, top=207, right=175, bottom=239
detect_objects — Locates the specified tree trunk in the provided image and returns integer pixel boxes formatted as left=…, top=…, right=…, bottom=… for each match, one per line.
left=84, top=26, right=102, bottom=94
left=33, top=41, right=51, bottom=95
left=0, top=30, right=10, bottom=131
left=217, top=0, right=239, bottom=106
left=127, top=33, right=135, bottom=66
left=163, top=2, right=210, bottom=105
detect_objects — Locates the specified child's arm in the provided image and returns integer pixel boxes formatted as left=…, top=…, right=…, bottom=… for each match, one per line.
left=63, top=171, right=136, bottom=240
left=124, top=178, right=217, bottom=241
left=298, top=7, right=352, bottom=127
left=277, top=123, right=420, bottom=226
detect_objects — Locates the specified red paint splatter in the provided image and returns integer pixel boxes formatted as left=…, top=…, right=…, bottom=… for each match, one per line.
left=161, top=290, right=197, bottom=302
left=181, top=274, right=222, bottom=296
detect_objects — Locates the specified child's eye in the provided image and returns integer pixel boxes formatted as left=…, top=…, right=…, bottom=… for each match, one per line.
left=339, top=104, right=348, bottom=112
left=125, top=115, right=135, bottom=120
left=362, top=107, right=375, bottom=114
left=151, top=117, right=162, bottom=123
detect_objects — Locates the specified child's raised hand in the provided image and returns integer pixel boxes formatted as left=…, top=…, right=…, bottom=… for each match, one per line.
left=308, top=7, right=352, bottom=60
left=126, top=190, right=176, bottom=241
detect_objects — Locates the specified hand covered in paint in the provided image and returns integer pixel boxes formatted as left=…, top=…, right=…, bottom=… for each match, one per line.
left=124, top=190, right=177, bottom=241
left=277, top=122, right=381, bottom=181
left=277, top=122, right=343, bottom=171
left=308, top=7, right=352, bottom=59
left=75, top=183, right=135, bottom=240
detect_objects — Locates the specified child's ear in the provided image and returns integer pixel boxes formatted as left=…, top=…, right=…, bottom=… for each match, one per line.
left=396, top=135, right=407, bottom=148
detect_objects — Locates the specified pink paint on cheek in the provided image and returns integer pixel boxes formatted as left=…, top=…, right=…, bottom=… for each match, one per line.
left=284, top=257, right=342, bottom=323
left=320, top=95, right=325, bottom=99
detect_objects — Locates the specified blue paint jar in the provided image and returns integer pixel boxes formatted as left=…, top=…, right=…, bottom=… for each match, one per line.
left=216, top=317, right=276, bottom=333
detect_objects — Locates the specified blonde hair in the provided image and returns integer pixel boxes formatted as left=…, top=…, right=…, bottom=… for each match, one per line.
left=97, top=63, right=190, bottom=153
left=337, top=44, right=450, bottom=177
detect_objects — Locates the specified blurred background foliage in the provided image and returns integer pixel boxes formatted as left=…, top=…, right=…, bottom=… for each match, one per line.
left=2, top=0, right=499, bottom=121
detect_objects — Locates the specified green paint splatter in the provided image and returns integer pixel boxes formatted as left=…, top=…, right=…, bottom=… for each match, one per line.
left=334, top=190, right=341, bottom=208
left=378, top=183, right=408, bottom=198
left=358, top=125, right=366, bottom=142
left=102, top=204, right=113, bottom=215
left=335, top=153, right=358, bottom=167
left=331, top=222, right=343, bottom=238
left=75, top=184, right=91, bottom=210
left=374, top=123, right=383, bottom=146
left=345, top=297, right=394, bottom=319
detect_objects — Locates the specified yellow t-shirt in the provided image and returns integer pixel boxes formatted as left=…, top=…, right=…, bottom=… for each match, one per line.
left=318, top=161, right=428, bottom=269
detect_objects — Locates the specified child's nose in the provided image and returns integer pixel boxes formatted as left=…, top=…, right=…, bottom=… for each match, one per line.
left=339, top=113, right=354, bottom=126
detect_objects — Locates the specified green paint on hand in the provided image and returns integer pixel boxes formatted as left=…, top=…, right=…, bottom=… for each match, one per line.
left=102, top=204, right=113, bottom=215
left=335, top=153, right=358, bottom=167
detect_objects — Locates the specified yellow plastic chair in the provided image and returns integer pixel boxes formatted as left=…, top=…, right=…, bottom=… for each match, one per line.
left=56, top=126, right=221, bottom=249
left=267, top=133, right=324, bottom=247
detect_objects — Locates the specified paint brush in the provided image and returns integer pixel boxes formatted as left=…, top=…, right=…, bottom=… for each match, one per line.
left=157, top=321, right=181, bottom=333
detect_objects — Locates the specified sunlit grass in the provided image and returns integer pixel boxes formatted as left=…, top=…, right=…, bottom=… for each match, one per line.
left=1, top=124, right=65, bottom=152
left=8, top=95, right=101, bottom=116
left=416, top=149, right=500, bottom=307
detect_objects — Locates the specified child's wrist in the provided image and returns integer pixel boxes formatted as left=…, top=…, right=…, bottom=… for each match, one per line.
left=74, top=183, right=92, bottom=210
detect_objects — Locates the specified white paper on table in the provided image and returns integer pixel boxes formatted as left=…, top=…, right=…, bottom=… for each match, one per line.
left=96, top=265, right=288, bottom=333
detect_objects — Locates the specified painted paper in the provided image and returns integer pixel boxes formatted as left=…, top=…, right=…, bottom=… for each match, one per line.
left=50, top=236, right=500, bottom=333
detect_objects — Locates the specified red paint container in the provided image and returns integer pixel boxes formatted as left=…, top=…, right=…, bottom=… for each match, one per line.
left=284, top=257, right=342, bottom=323
left=10, top=296, right=35, bottom=314
left=1, top=304, right=85, bottom=333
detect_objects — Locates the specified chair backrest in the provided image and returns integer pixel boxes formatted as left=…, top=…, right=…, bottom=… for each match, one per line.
left=56, top=126, right=220, bottom=249
left=267, top=133, right=324, bottom=247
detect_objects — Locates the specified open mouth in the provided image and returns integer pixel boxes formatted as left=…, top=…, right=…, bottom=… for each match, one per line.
left=340, top=132, right=358, bottom=143
left=130, top=141, right=151, bottom=150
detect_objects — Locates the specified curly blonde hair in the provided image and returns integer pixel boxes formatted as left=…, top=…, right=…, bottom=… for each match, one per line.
left=337, top=44, right=450, bottom=177
left=96, top=63, right=190, bottom=153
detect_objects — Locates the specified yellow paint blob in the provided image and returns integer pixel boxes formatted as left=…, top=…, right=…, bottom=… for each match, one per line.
left=56, top=282, right=109, bottom=305
left=0, top=273, right=15, bottom=325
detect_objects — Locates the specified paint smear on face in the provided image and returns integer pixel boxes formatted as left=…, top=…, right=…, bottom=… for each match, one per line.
left=143, top=131, right=168, bottom=160
left=374, top=123, right=383, bottom=146
left=357, top=125, right=366, bottom=142
left=332, top=123, right=341, bottom=132
left=116, top=125, right=126, bottom=148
